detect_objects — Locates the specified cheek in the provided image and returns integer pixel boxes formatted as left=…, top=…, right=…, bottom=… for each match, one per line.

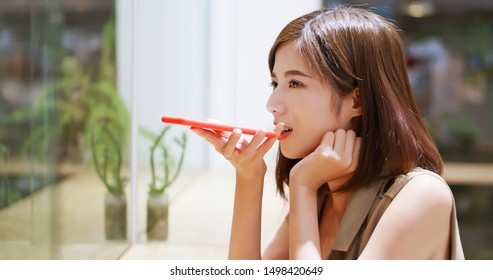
left=281, top=95, right=339, bottom=158
left=280, top=125, right=327, bottom=159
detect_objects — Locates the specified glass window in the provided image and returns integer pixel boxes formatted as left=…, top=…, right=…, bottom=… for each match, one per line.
left=0, top=0, right=131, bottom=259
left=0, top=0, right=216, bottom=260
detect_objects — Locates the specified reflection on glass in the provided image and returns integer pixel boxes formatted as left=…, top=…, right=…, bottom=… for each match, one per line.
left=0, top=0, right=131, bottom=259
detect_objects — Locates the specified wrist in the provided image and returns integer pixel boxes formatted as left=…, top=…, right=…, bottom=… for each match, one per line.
left=236, top=162, right=267, bottom=179
left=289, top=172, right=320, bottom=194
left=288, top=178, right=319, bottom=196
left=235, top=169, right=265, bottom=193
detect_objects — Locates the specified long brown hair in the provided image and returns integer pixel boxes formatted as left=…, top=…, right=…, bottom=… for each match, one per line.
left=269, top=6, right=443, bottom=198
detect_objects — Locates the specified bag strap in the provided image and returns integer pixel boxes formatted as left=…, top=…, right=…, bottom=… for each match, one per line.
left=358, top=168, right=465, bottom=259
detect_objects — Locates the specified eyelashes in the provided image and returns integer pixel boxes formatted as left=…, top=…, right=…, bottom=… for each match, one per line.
left=289, top=80, right=301, bottom=88
left=268, top=80, right=302, bottom=89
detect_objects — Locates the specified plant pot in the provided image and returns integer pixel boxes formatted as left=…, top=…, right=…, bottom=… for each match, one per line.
left=104, top=191, right=127, bottom=240
left=146, top=192, right=169, bottom=241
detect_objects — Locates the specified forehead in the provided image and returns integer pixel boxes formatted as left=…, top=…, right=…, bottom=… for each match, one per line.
left=272, top=42, right=315, bottom=76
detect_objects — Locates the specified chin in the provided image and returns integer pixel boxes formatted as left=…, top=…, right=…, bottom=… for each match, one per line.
left=280, top=144, right=310, bottom=160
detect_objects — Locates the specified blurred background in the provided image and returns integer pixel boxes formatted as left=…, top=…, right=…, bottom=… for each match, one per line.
left=0, top=0, right=492, bottom=259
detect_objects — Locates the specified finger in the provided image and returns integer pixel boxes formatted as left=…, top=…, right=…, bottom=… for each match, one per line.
left=320, top=131, right=335, bottom=156
left=216, top=128, right=250, bottom=150
left=343, top=130, right=357, bottom=163
left=255, top=122, right=284, bottom=155
left=191, top=127, right=236, bottom=157
left=243, top=129, right=266, bottom=154
left=333, top=129, right=346, bottom=155
left=255, top=136, right=277, bottom=157
left=205, top=119, right=230, bottom=140
left=191, top=127, right=235, bottom=152
left=274, top=122, right=285, bottom=138
left=216, top=129, right=232, bottom=139
left=190, top=127, right=223, bottom=146
left=321, top=131, right=335, bottom=145
left=351, top=137, right=362, bottom=170
left=222, top=128, right=242, bottom=157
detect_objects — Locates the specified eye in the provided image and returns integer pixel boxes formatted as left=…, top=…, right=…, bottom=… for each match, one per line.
left=288, top=80, right=301, bottom=88
left=269, top=81, right=278, bottom=89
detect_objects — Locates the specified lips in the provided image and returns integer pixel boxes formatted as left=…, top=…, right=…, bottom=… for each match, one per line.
left=278, top=127, right=293, bottom=141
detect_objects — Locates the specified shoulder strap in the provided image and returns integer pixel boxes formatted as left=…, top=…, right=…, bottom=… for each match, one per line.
left=358, top=168, right=465, bottom=259
left=358, top=174, right=409, bottom=254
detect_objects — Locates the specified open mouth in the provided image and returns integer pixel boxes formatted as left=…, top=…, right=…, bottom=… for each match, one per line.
left=281, top=128, right=293, bottom=134
left=279, top=127, right=293, bottom=140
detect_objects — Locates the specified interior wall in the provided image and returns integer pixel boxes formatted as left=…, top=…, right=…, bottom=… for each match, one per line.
left=117, top=0, right=322, bottom=170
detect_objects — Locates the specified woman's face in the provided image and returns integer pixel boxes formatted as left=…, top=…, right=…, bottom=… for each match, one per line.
left=266, top=42, right=356, bottom=159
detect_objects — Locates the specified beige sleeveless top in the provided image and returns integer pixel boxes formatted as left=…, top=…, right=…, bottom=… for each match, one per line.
left=312, top=167, right=465, bottom=260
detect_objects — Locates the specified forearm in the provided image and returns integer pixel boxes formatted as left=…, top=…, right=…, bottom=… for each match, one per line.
left=228, top=172, right=265, bottom=260
left=288, top=184, right=321, bottom=259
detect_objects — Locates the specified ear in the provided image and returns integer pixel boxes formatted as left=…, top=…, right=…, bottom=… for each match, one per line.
left=350, top=87, right=362, bottom=117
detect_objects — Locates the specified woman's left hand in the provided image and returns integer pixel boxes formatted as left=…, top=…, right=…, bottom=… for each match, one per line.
left=289, top=129, right=362, bottom=192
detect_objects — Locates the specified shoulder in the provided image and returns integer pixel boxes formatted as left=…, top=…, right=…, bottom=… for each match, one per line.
left=359, top=169, right=453, bottom=259
left=398, top=170, right=453, bottom=213
left=383, top=168, right=453, bottom=223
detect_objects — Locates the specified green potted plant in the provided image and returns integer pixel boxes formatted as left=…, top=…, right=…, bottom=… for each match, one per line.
left=10, top=56, right=92, bottom=163
left=91, top=121, right=128, bottom=240
left=9, top=9, right=124, bottom=164
left=141, top=125, right=187, bottom=241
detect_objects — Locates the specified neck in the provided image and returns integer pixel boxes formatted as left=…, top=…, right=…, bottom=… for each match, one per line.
left=327, top=190, right=351, bottom=215
left=325, top=175, right=353, bottom=216
left=327, top=174, right=351, bottom=194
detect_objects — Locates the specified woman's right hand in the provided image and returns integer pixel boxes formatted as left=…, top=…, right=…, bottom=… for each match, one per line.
left=190, top=122, right=284, bottom=178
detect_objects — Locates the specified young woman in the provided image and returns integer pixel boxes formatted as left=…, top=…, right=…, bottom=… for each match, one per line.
left=191, top=6, right=464, bottom=260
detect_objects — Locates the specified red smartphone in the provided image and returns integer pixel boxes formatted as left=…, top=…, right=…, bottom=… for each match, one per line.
left=161, top=116, right=277, bottom=138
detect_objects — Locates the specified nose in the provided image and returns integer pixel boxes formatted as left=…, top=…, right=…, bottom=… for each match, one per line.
left=266, top=90, right=284, bottom=115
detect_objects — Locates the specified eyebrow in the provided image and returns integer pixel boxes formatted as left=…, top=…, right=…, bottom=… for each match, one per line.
left=271, top=70, right=313, bottom=79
